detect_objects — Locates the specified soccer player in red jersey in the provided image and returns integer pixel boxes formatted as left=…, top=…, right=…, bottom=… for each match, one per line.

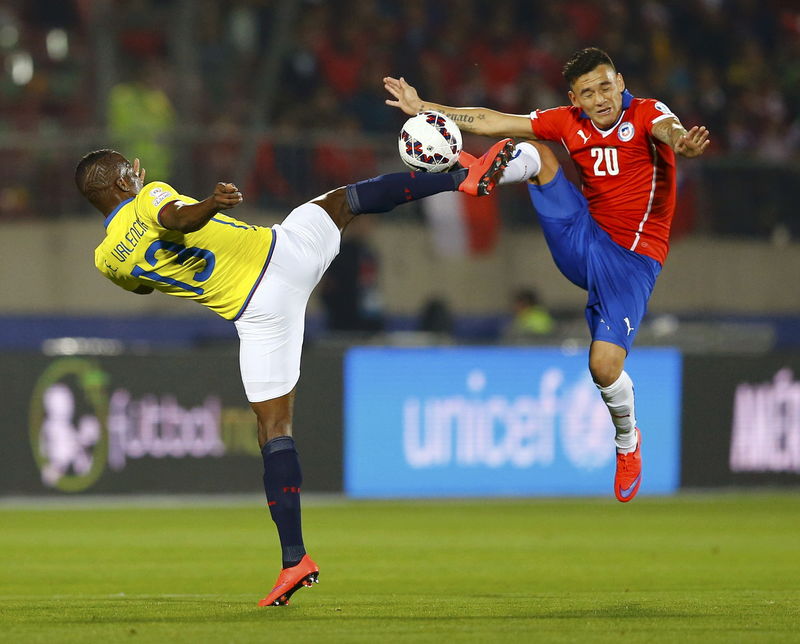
left=385, top=47, right=710, bottom=502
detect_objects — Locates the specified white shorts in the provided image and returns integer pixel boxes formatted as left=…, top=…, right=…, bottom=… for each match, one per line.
left=234, top=202, right=340, bottom=402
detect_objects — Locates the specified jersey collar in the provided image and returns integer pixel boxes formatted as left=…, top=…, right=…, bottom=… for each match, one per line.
left=579, top=89, right=634, bottom=120
left=104, top=197, right=134, bottom=228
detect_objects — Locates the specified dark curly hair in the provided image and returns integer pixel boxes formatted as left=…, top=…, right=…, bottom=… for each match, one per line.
left=562, top=47, right=616, bottom=87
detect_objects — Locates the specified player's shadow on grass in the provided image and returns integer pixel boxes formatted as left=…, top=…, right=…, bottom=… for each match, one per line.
left=8, top=597, right=742, bottom=624
left=6, top=598, right=268, bottom=625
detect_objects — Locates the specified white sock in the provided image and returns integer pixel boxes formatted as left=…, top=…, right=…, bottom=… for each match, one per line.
left=497, top=141, right=541, bottom=185
left=597, top=371, right=638, bottom=453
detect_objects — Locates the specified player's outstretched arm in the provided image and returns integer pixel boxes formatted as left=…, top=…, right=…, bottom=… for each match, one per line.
left=652, top=118, right=710, bottom=159
left=160, top=182, right=243, bottom=233
left=673, top=125, right=710, bottom=158
left=383, top=76, right=534, bottom=139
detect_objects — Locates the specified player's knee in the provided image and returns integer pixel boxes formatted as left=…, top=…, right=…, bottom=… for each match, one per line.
left=250, top=399, right=294, bottom=447
left=310, top=187, right=355, bottom=232
left=589, top=356, right=623, bottom=388
left=255, top=416, right=292, bottom=448
left=526, top=141, right=559, bottom=184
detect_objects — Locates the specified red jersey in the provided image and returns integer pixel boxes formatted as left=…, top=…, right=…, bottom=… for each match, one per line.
left=530, top=91, right=677, bottom=264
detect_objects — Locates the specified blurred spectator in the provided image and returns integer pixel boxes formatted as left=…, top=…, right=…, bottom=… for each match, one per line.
left=320, top=216, right=384, bottom=333
left=316, top=22, right=365, bottom=98
left=312, top=112, right=378, bottom=188
left=504, top=288, right=556, bottom=341
left=246, top=132, right=296, bottom=210
left=347, top=59, right=397, bottom=134
left=470, top=9, right=527, bottom=111
left=418, top=297, right=455, bottom=336
left=107, top=58, right=176, bottom=182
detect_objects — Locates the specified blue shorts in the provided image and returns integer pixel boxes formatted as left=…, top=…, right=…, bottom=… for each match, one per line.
left=527, top=169, right=661, bottom=353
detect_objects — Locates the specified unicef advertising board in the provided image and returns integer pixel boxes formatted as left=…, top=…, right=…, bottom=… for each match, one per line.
left=344, top=347, right=682, bottom=497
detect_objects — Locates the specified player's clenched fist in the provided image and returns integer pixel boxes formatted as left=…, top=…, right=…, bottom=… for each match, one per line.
left=214, top=182, right=243, bottom=209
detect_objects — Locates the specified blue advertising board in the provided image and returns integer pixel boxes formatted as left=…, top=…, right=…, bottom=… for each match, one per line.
left=344, top=347, right=681, bottom=498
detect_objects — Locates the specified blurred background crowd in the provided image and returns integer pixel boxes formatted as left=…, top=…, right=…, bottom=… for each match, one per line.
left=0, top=0, right=798, bottom=234
left=0, top=0, right=798, bottom=351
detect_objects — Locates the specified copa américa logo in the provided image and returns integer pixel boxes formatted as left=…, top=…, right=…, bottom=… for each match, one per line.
left=28, top=358, right=109, bottom=493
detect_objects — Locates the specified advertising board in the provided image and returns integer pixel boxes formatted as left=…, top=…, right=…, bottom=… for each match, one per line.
left=345, top=347, right=682, bottom=497
left=682, top=355, right=800, bottom=487
left=1, top=347, right=343, bottom=495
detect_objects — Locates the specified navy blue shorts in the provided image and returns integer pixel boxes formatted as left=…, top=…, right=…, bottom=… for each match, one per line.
left=527, top=168, right=661, bottom=353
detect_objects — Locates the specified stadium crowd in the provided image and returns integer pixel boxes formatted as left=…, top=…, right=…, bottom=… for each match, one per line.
left=0, top=0, right=798, bottom=220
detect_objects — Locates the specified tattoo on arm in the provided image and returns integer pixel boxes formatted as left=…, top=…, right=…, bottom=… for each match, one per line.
left=445, top=112, right=474, bottom=124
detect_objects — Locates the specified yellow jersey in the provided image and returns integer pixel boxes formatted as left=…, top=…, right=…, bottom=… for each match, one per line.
left=94, top=181, right=275, bottom=320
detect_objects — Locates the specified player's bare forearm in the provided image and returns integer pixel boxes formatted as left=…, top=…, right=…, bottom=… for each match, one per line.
left=426, top=104, right=533, bottom=139
left=653, top=118, right=710, bottom=159
left=383, top=75, right=534, bottom=139
left=160, top=182, right=243, bottom=233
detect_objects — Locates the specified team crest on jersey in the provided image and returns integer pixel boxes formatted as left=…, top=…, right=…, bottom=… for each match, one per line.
left=618, top=122, right=635, bottom=142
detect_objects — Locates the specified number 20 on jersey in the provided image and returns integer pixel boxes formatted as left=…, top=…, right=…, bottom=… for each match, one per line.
left=590, top=147, right=619, bottom=176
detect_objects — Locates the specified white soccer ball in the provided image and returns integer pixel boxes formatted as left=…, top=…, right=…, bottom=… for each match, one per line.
left=398, top=111, right=463, bottom=172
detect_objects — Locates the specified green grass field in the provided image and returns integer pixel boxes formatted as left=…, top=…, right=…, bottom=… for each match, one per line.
left=1, top=493, right=799, bottom=643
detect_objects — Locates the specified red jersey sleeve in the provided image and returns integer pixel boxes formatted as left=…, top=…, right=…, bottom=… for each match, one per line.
left=636, top=98, right=679, bottom=134
left=529, top=106, right=577, bottom=142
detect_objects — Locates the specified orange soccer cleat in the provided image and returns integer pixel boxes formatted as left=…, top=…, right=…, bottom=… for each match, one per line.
left=258, top=554, right=319, bottom=607
left=614, top=428, right=642, bottom=503
left=457, top=138, right=515, bottom=196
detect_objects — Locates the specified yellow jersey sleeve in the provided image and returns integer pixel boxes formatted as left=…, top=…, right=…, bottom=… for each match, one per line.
left=94, top=182, right=275, bottom=319
left=137, top=180, right=192, bottom=227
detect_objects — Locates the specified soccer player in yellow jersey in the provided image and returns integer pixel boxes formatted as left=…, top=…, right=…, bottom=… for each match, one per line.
left=76, top=141, right=513, bottom=606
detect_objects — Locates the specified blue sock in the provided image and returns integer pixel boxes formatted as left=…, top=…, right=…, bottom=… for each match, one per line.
left=345, top=168, right=468, bottom=214
left=262, top=436, right=306, bottom=568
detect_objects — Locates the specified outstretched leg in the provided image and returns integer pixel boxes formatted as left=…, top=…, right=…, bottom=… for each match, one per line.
left=310, top=138, right=515, bottom=233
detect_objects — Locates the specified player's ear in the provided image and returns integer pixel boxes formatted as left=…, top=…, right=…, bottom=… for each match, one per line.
left=616, top=73, right=625, bottom=92
left=567, top=90, right=579, bottom=108
left=116, top=174, right=137, bottom=194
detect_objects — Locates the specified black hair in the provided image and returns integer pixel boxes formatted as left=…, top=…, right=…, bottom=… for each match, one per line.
left=75, top=149, right=124, bottom=205
left=75, top=149, right=119, bottom=193
left=562, top=47, right=616, bottom=87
